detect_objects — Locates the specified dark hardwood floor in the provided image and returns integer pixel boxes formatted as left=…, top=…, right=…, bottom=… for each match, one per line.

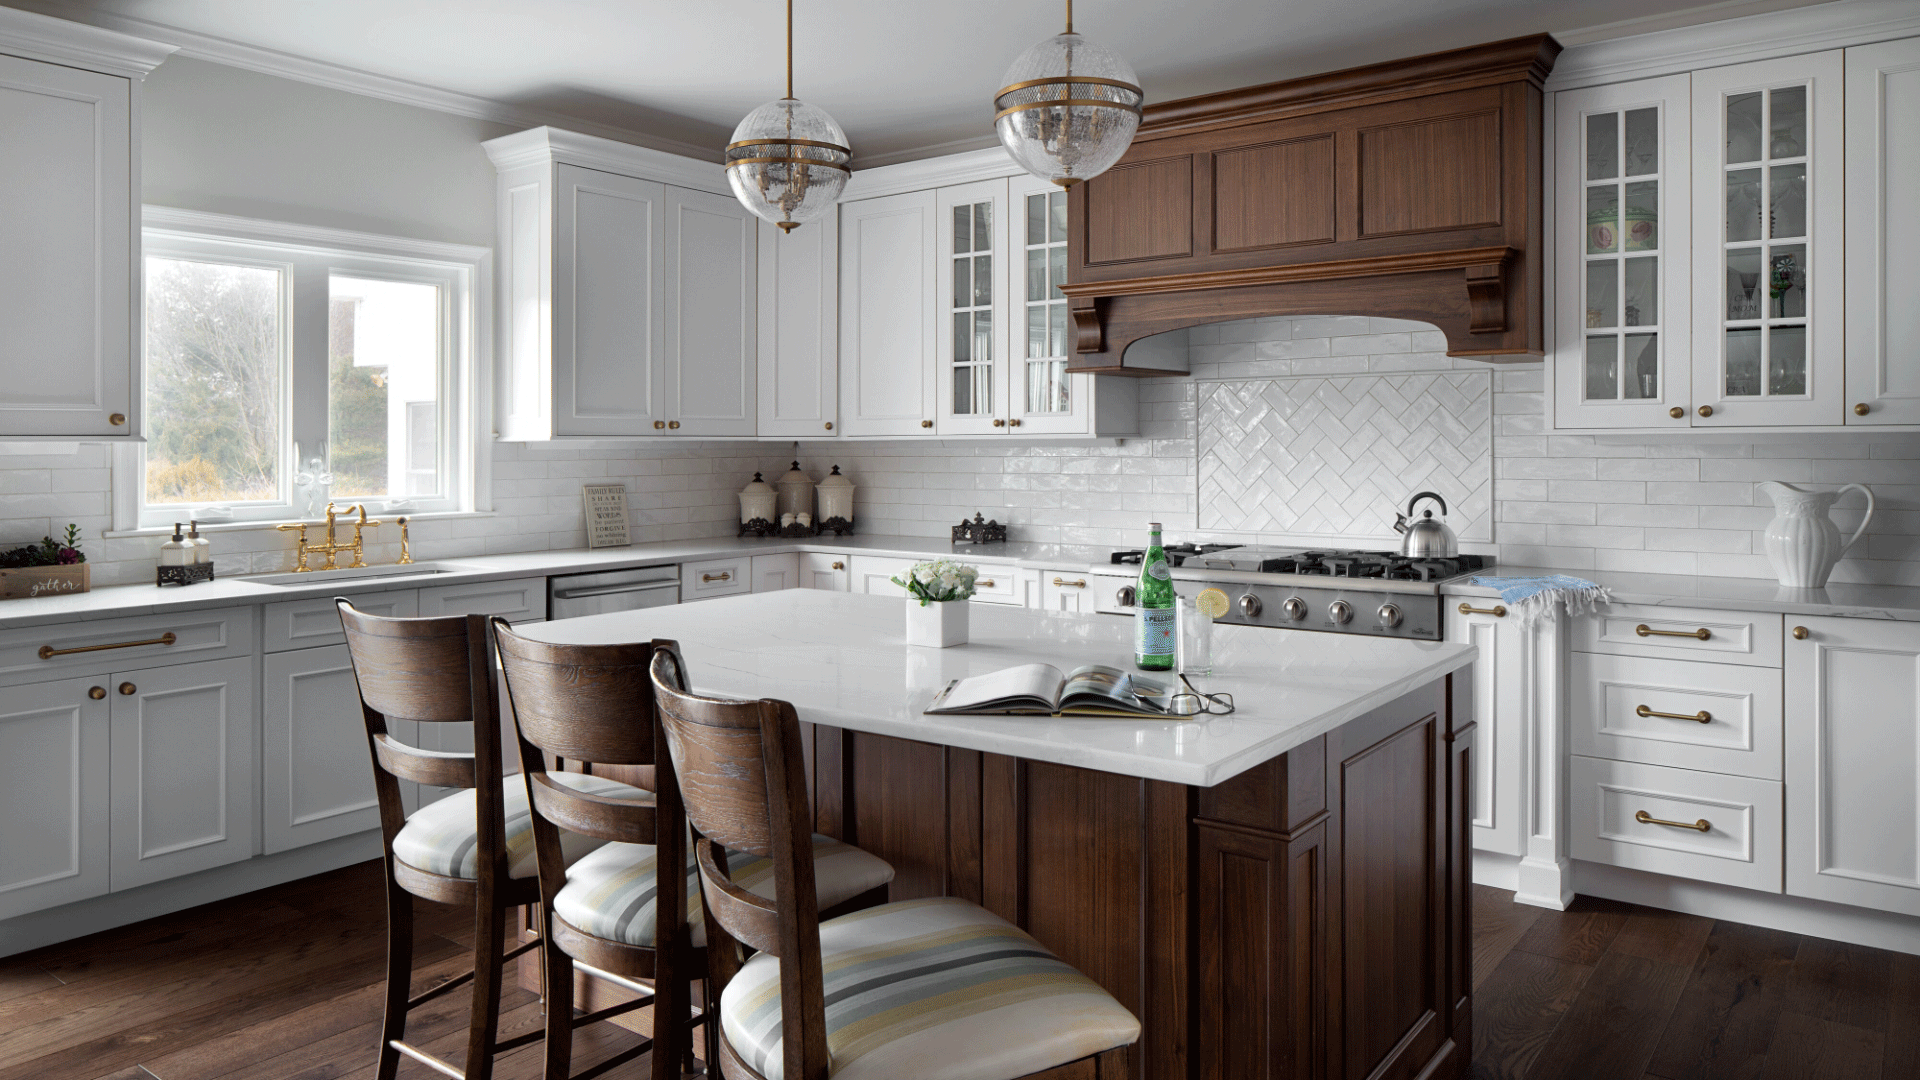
left=2, top=866, right=1915, bottom=1079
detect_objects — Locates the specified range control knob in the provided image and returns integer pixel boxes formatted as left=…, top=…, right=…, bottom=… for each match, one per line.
left=1238, top=593, right=1263, bottom=618
left=1328, top=600, right=1354, bottom=624
left=1377, top=603, right=1403, bottom=628
left=1281, top=596, right=1308, bottom=622
left=1116, top=585, right=1136, bottom=606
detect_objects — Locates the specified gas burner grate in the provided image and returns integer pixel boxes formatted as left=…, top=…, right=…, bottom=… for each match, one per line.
left=1108, top=542, right=1242, bottom=568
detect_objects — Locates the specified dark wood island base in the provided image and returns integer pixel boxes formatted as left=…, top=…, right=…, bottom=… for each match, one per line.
left=800, top=673, right=1474, bottom=1080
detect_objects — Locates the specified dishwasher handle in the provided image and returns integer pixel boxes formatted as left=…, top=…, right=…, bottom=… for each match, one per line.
left=550, top=579, right=680, bottom=601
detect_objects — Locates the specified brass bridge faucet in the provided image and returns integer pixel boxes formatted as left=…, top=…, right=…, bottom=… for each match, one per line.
left=274, top=502, right=382, bottom=572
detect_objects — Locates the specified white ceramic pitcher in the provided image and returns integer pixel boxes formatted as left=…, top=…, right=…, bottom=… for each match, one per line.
left=1759, top=481, right=1875, bottom=588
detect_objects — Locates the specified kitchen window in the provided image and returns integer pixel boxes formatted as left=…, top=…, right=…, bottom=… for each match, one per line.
left=118, top=211, right=488, bottom=530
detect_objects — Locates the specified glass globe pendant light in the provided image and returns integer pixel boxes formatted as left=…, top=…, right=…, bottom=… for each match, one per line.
left=993, top=0, right=1143, bottom=187
left=725, top=0, right=851, bottom=232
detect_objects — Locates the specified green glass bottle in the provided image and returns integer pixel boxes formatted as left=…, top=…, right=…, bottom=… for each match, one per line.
left=1134, top=522, right=1176, bottom=670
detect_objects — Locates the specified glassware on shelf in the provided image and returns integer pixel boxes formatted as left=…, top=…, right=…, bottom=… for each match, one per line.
left=1725, top=328, right=1763, bottom=396
left=1586, top=112, right=1618, bottom=180
left=1727, top=250, right=1763, bottom=320
left=1586, top=261, right=1617, bottom=328
left=1726, top=169, right=1763, bottom=242
left=1624, top=107, right=1659, bottom=176
left=1769, top=85, right=1807, bottom=158
left=1769, top=164, right=1806, bottom=239
left=1624, top=334, right=1659, bottom=399
left=1769, top=325, right=1807, bottom=395
left=1623, top=257, right=1657, bottom=327
left=1585, top=336, right=1619, bottom=401
left=1727, top=91, right=1764, bottom=164
left=1770, top=247, right=1805, bottom=319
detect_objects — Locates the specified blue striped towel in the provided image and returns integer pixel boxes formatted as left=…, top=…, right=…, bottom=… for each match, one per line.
left=1469, top=574, right=1610, bottom=626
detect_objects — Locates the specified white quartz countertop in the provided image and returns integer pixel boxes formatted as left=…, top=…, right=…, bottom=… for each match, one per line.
left=1442, top=565, right=1920, bottom=623
left=517, top=590, right=1476, bottom=788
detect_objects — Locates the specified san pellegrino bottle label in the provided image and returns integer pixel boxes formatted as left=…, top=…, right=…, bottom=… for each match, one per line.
left=1135, top=521, right=1176, bottom=668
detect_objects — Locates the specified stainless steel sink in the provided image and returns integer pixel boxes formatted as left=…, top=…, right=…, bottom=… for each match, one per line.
left=245, top=561, right=487, bottom=586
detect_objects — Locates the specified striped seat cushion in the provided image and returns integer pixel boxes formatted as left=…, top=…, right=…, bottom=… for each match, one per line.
left=554, top=835, right=894, bottom=949
left=391, top=772, right=648, bottom=880
left=720, top=897, right=1140, bottom=1080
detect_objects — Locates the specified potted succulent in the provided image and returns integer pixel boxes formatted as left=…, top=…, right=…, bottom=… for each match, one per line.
left=0, top=525, right=89, bottom=599
left=892, top=558, right=979, bottom=648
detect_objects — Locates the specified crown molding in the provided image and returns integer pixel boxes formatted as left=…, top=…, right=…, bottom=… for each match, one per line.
left=1548, top=0, right=1920, bottom=89
left=0, top=5, right=174, bottom=78
left=853, top=132, right=1004, bottom=171
left=481, top=126, right=730, bottom=195
left=7, top=3, right=723, bottom=161
left=143, top=205, right=492, bottom=264
left=839, top=145, right=1022, bottom=202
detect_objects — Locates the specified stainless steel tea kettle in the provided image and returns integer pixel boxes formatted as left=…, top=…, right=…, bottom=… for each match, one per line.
left=1394, top=491, right=1457, bottom=558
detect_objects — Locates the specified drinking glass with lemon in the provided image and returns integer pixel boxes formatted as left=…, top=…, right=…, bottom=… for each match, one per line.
left=1178, top=587, right=1230, bottom=677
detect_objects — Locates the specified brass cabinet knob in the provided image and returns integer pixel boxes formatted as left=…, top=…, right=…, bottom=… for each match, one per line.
left=1855, top=403, right=1870, bottom=416
left=825, top=422, right=833, bottom=430
left=1698, top=405, right=1714, bottom=417
left=993, top=419, right=1006, bottom=427
left=667, top=420, right=680, bottom=429
left=1008, top=418, right=1022, bottom=427
left=653, top=421, right=665, bottom=429
left=831, top=561, right=844, bottom=570
left=1793, top=625, right=1810, bottom=640
left=920, top=420, right=933, bottom=428
left=118, top=682, right=136, bottom=696
left=109, top=413, right=126, bottom=426
left=88, top=686, right=106, bottom=700
left=1669, top=407, right=1685, bottom=419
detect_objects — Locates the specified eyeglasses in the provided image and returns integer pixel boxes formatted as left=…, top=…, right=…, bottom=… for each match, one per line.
left=1167, top=674, right=1234, bottom=717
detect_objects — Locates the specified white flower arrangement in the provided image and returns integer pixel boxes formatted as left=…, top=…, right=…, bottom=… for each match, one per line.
left=892, top=558, right=979, bottom=606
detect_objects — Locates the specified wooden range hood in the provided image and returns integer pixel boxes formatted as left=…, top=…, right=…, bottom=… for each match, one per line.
left=1062, top=33, right=1561, bottom=375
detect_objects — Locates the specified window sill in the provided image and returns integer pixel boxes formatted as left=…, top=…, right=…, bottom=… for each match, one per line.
left=104, top=510, right=494, bottom=540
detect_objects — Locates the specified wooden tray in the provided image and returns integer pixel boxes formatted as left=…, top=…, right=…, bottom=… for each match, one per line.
left=0, top=564, right=90, bottom=600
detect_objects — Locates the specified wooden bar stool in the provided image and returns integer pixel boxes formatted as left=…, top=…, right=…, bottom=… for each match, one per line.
left=337, top=602, right=651, bottom=1080
left=490, top=623, right=895, bottom=1080
left=647, top=643, right=1142, bottom=1080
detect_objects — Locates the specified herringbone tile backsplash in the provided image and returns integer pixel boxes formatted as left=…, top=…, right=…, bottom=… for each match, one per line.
left=1196, top=373, right=1492, bottom=542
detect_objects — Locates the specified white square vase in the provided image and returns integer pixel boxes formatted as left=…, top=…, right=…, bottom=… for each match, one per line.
left=905, top=598, right=969, bottom=648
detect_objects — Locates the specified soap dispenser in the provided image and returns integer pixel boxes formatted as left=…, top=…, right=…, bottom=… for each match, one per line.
left=186, top=520, right=211, bottom=564
left=159, top=523, right=191, bottom=567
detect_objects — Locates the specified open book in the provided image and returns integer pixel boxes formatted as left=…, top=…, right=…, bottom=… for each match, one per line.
left=925, top=663, right=1179, bottom=718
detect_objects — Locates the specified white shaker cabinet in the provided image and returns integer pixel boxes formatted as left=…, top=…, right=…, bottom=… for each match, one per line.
left=850, top=555, right=915, bottom=597
left=665, top=186, right=757, bottom=436
left=936, top=179, right=1012, bottom=437
left=799, top=552, right=851, bottom=591
left=757, top=218, right=840, bottom=438
left=107, top=657, right=256, bottom=890
left=0, top=677, right=109, bottom=920
left=263, top=643, right=414, bottom=853
left=752, top=553, right=802, bottom=592
left=839, top=190, right=940, bottom=437
left=0, top=14, right=170, bottom=439
left=1447, top=602, right=1530, bottom=858
left=1845, top=36, right=1920, bottom=426
left=1785, top=615, right=1920, bottom=916
left=1040, top=571, right=1094, bottom=613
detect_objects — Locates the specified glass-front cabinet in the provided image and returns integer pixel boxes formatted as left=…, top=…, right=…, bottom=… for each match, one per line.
left=936, top=180, right=1007, bottom=435
left=1690, top=51, right=1844, bottom=427
left=1554, top=74, right=1691, bottom=428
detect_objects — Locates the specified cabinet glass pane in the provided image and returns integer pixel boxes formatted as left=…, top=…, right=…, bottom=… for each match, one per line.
left=1769, top=86, right=1806, bottom=159
left=955, top=365, right=990, bottom=414
left=1623, top=334, right=1659, bottom=399
left=1587, top=185, right=1620, bottom=253
left=1727, top=92, right=1763, bottom=164
left=1727, top=249, right=1764, bottom=320
left=1028, top=305, right=1047, bottom=359
left=973, top=309, right=991, bottom=362
left=973, top=203, right=993, bottom=253
left=953, top=258, right=971, bottom=308
left=1623, top=257, right=1657, bottom=326
left=1049, top=302, right=1067, bottom=358
left=953, top=205, right=972, bottom=255
left=1726, top=169, right=1763, bottom=242
left=1027, top=195, right=1045, bottom=245
left=1028, top=359, right=1068, bottom=414
left=1725, top=328, right=1762, bottom=396
left=1585, top=261, right=1617, bottom=328
left=1768, top=325, right=1806, bottom=395
left=1586, top=112, right=1618, bottom=180
left=1624, top=180, right=1658, bottom=251
left=1027, top=248, right=1046, bottom=302
left=1769, top=163, right=1806, bottom=239
left=1770, top=244, right=1807, bottom=319
left=1585, top=335, right=1618, bottom=400
left=1048, top=246, right=1066, bottom=298
left=972, top=254, right=992, bottom=306
left=953, top=312, right=971, bottom=363
left=1049, top=192, right=1067, bottom=243
left=1624, top=108, right=1659, bottom=176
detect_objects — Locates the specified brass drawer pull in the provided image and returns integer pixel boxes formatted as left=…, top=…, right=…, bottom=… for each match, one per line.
left=701, top=572, right=732, bottom=583
left=978, top=579, right=996, bottom=588
left=1636, top=809, right=1710, bottom=832
left=1637, top=704, right=1711, bottom=724
left=1636, top=624, right=1710, bottom=641
left=1458, top=603, right=1507, bottom=617
left=40, top=631, right=177, bottom=660
left=1052, top=577, right=1086, bottom=588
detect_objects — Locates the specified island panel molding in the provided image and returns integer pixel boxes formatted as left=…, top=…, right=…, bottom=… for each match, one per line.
left=1065, top=35, right=1558, bottom=372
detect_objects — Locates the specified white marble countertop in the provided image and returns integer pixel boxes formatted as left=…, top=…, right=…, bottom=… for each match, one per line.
left=517, top=590, right=1477, bottom=788
left=1442, top=565, right=1920, bottom=623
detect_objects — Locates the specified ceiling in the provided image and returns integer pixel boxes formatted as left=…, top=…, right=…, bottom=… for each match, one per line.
left=17, top=0, right=1836, bottom=165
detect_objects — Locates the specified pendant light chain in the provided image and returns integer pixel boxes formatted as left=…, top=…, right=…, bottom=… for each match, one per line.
left=786, top=0, right=794, bottom=100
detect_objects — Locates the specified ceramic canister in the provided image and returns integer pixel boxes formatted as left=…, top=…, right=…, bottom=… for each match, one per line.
left=775, top=461, right=815, bottom=520
left=817, top=465, right=854, bottom=525
left=738, top=472, right=777, bottom=524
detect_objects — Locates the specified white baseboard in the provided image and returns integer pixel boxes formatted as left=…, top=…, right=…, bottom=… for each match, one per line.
left=0, top=832, right=384, bottom=958
left=1573, top=859, right=1920, bottom=958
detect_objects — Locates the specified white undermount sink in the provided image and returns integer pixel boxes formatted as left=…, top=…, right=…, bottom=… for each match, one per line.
left=245, top=561, right=488, bottom=586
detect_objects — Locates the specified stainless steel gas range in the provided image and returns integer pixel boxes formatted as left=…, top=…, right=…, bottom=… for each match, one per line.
left=1089, top=544, right=1493, bottom=641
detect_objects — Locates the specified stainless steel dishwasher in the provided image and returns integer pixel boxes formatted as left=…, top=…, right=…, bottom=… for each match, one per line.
left=547, top=565, right=680, bottom=619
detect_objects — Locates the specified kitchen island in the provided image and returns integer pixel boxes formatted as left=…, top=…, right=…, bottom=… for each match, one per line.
left=523, top=590, right=1479, bottom=1080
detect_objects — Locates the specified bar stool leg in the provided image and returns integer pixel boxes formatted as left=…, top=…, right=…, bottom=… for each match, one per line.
left=540, top=920, right=575, bottom=1080
left=648, top=949, right=685, bottom=1080
left=376, top=874, right=414, bottom=1080
left=465, top=893, right=507, bottom=1080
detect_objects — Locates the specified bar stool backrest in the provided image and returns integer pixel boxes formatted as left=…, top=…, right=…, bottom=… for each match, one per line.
left=649, top=645, right=830, bottom=1080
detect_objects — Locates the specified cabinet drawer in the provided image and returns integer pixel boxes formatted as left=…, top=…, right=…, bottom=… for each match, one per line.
left=850, top=556, right=913, bottom=597
left=682, top=557, right=751, bottom=601
left=1570, top=755, right=1782, bottom=893
left=0, top=608, right=256, bottom=685
left=1575, top=603, right=1781, bottom=667
left=968, top=565, right=1027, bottom=606
left=419, top=577, right=546, bottom=622
left=266, top=590, right=419, bottom=652
left=1572, top=653, right=1782, bottom=779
